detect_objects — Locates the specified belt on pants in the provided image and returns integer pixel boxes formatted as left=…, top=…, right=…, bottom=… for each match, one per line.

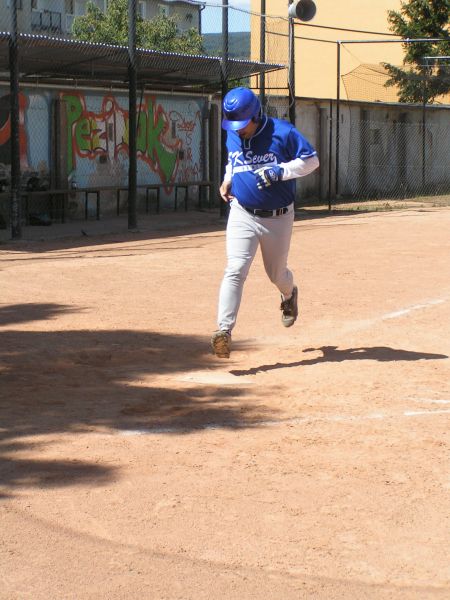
left=243, top=205, right=289, bottom=218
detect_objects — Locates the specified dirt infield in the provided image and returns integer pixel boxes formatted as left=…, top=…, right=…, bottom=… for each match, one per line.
left=1, top=207, right=449, bottom=599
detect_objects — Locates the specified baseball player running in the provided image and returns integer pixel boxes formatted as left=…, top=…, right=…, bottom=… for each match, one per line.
left=211, top=87, right=319, bottom=358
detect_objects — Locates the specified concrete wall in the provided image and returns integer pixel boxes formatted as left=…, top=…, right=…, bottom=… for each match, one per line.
left=334, top=100, right=450, bottom=200
left=293, top=97, right=450, bottom=203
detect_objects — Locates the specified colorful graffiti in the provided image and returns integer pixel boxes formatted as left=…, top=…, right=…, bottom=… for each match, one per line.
left=62, top=92, right=202, bottom=189
left=168, top=109, right=201, bottom=182
left=0, top=92, right=30, bottom=170
left=0, top=87, right=204, bottom=196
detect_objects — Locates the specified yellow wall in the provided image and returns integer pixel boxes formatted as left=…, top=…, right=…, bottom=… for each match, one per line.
left=251, top=0, right=406, bottom=100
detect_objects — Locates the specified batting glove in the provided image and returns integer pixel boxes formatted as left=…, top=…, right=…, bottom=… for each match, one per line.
left=254, top=165, right=284, bottom=190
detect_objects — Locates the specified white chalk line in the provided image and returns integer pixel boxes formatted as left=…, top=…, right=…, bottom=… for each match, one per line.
left=340, top=296, right=449, bottom=334
left=116, top=408, right=450, bottom=435
left=382, top=298, right=446, bottom=320
left=412, top=398, right=450, bottom=405
left=403, top=409, right=450, bottom=416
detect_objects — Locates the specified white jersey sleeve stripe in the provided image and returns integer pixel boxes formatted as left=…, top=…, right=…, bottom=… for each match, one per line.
left=279, top=155, right=319, bottom=181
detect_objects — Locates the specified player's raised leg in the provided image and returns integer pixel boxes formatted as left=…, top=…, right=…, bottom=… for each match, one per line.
left=259, top=207, right=298, bottom=326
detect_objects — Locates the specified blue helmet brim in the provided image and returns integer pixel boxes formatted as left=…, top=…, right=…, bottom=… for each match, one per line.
left=221, top=117, right=252, bottom=131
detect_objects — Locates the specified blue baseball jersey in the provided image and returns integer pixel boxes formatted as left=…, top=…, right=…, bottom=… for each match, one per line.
left=226, top=116, right=317, bottom=210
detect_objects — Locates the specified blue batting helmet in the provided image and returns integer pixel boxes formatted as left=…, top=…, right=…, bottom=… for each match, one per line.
left=222, top=87, right=261, bottom=131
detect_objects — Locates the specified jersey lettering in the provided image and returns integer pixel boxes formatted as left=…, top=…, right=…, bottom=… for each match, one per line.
left=229, top=150, right=244, bottom=166
left=244, top=150, right=276, bottom=164
left=229, top=150, right=277, bottom=174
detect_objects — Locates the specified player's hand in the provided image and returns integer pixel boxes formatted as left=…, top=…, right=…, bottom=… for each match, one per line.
left=220, top=180, right=234, bottom=202
left=254, top=165, right=284, bottom=190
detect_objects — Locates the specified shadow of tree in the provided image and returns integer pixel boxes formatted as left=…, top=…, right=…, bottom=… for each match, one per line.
left=0, top=303, right=78, bottom=326
left=0, top=454, right=113, bottom=499
left=0, top=303, right=277, bottom=496
left=230, top=345, right=448, bottom=376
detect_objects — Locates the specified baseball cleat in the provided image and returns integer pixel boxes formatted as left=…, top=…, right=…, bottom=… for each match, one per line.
left=211, top=330, right=232, bottom=358
left=280, top=285, right=298, bottom=327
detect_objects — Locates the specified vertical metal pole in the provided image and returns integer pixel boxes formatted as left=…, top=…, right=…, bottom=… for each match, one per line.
left=421, top=59, right=428, bottom=192
left=9, top=0, right=21, bottom=238
left=328, top=99, right=333, bottom=211
left=221, top=0, right=229, bottom=98
left=199, top=5, right=203, bottom=35
left=421, top=97, right=426, bottom=192
left=260, top=0, right=266, bottom=112
left=128, top=0, right=137, bottom=229
left=220, top=0, right=229, bottom=218
left=335, top=41, right=341, bottom=198
left=288, top=1, right=296, bottom=125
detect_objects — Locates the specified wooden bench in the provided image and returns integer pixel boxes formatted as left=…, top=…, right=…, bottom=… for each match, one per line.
left=0, top=190, right=68, bottom=225
left=173, top=180, right=213, bottom=211
left=79, top=186, right=113, bottom=220
left=23, top=186, right=116, bottom=223
left=22, top=186, right=109, bottom=223
left=7, top=181, right=211, bottom=225
left=21, top=185, right=161, bottom=223
left=116, top=184, right=162, bottom=216
left=23, top=188, right=70, bottom=223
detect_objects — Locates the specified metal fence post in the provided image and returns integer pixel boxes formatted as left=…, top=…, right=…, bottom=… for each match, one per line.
left=128, top=0, right=137, bottom=229
left=328, top=99, right=333, bottom=210
left=9, top=0, right=21, bottom=239
left=220, top=0, right=229, bottom=218
left=260, top=0, right=266, bottom=112
left=422, top=59, right=430, bottom=193
left=335, top=41, right=341, bottom=199
left=288, top=1, right=296, bottom=125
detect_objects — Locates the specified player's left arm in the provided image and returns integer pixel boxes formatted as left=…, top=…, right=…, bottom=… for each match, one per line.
left=278, top=154, right=319, bottom=180
left=254, top=128, right=319, bottom=189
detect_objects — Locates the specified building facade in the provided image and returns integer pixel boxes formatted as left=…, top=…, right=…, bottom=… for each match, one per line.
left=250, top=0, right=449, bottom=105
left=251, top=0, right=403, bottom=101
left=0, top=0, right=203, bottom=37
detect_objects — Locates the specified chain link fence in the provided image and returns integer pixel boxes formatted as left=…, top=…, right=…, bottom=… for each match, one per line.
left=0, top=1, right=290, bottom=233
left=341, top=107, right=450, bottom=203
left=336, top=39, right=450, bottom=207
left=1, top=2, right=449, bottom=233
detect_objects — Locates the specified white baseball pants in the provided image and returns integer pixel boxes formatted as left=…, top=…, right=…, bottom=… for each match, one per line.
left=217, top=199, right=295, bottom=333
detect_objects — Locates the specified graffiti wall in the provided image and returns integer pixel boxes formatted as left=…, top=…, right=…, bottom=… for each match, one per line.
left=0, top=85, right=207, bottom=212
left=0, top=87, right=52, bottom=190
left=60, top=91, right=205, bottom=193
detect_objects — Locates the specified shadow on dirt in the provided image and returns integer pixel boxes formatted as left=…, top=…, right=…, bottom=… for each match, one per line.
left=0, top=211, right=227, bottom=254
left=2, top=204, right=427, bottom=254
left=0, top=303, right=276, bottom=496
left=0, top=303, right=78, bottom=326
left=230, top=345, right=448, bottom=376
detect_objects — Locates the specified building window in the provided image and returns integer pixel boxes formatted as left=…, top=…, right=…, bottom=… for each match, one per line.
left=88, top=0, right=106, bottom=12
left=158, top=4, right=169, bottom=17
left=138, top=1, right=146, bottom=19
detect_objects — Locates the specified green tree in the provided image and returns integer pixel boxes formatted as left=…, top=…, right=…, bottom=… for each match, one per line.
left=72, top=0, right=204, bottom=54
left=383, top=0, right=450, bottom=103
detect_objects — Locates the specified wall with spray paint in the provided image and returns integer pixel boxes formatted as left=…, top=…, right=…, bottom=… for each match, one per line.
left=0, top=87, right=52, bottom=192
left=0, top=85, right=208, bottom=218
left=61, top=92, right=205, bottom=192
